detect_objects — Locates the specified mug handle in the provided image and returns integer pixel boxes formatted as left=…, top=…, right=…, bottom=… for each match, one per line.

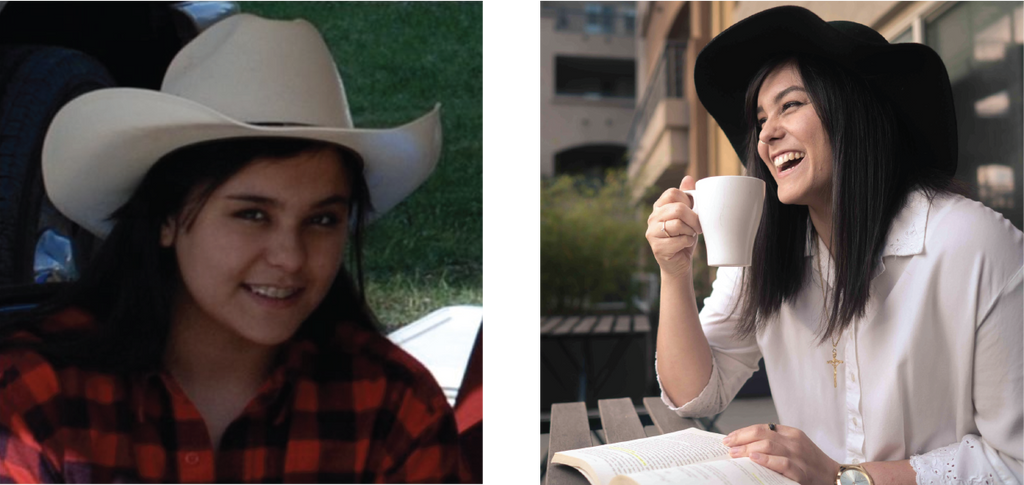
left=682, top=189, right=698, bottom=215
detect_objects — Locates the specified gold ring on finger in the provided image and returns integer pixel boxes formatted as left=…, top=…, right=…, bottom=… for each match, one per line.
left=661, top=221, right=670, bottom=237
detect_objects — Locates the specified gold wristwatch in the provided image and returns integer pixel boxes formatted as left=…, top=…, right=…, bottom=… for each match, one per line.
left=836, top=464, right=874, bottom=485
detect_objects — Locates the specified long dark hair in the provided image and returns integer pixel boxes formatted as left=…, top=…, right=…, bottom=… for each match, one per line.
left=0, top=137, right=377, bottom=372
left=736, top=55, right=962, bottom=344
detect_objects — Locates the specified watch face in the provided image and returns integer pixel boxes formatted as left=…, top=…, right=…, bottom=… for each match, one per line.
left=840, top=469, right=870, bottom=485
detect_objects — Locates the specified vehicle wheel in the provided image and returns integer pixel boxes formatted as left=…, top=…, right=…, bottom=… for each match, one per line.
left=0, top=46, right=114, bottom=286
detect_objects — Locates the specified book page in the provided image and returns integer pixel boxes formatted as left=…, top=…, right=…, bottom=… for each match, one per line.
left=609, top=457, right=800, bottom=485
left=552, top=428, right=731, bottom=482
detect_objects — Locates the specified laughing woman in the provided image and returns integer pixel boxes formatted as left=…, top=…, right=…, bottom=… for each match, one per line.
left=648, top=7, right=1022, bottom=485
left=0, top=15, right=459, bottom=483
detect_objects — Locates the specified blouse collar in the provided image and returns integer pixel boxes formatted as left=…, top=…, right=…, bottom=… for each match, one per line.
left=804, top=189, right=932, bottom=258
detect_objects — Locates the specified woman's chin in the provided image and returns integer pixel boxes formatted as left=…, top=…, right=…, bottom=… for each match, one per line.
left=776, top=191, right=800, bottom=205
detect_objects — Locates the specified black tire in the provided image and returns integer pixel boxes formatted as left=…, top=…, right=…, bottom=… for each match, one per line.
left=0, top=46, right=114, bottom=287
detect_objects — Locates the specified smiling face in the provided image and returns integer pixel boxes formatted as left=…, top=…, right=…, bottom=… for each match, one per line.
left=756, top=61, right=833, bottom=210
left=161, top=147, right=351, bottom=349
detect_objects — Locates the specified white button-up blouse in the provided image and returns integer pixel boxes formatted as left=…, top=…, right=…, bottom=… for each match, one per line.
left=658, top=190, right=1023, bottom=484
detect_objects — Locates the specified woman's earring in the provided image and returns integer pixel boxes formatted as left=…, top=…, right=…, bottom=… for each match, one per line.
left=160, top=220, right=177, bottom=247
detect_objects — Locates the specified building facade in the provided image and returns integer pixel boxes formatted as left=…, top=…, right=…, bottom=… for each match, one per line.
left=541, top=1, right=637, bottom=178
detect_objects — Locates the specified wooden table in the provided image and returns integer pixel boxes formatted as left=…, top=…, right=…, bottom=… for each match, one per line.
left=540, top=315, right=653, bottom=404
left=544, top=397, right=699, bottom=485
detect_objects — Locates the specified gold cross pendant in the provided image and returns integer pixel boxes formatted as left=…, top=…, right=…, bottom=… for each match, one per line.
left=827, top=348, right=843, bottom=388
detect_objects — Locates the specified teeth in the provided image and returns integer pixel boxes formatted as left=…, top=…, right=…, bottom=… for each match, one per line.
left=773, top=151, right=806, bottom=166
left=247, top=285, right=298, bottom=299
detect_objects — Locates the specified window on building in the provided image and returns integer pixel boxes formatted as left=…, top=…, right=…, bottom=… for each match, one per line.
left=622, top=7, right=636, bottom=36
left=555, top=56, right=636, bottom=99
left=585, top=3, right=615, bottom=35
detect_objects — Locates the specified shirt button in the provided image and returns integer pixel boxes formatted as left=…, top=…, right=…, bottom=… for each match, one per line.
left=185, top=453, right=200, bottom=465
left=849, top=373, right=856, bottom=383
left=852, top=417, right=859, bottom=427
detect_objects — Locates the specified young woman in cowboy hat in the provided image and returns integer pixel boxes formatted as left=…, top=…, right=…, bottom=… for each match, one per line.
left=0, top=14, right=462, bottom=483
left=648, top=6, right=1022, bottom=485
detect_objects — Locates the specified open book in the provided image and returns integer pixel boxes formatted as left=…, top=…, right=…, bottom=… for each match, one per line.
left=551, top=428, right=798, bottom=485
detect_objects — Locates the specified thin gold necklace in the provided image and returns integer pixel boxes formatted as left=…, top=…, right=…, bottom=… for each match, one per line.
left=819, top=247, right=843, bottom=388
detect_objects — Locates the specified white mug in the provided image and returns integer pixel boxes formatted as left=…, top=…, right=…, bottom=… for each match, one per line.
left=683, top=176, right=765, bottom=267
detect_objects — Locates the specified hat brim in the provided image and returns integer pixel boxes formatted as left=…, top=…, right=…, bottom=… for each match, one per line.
left=43, top=88, right=441, bottom=238
left=695, top=6, right=956, bottom=176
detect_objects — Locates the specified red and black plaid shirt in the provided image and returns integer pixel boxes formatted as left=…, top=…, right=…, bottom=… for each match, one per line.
left=0, top=308, right=461, bottom=483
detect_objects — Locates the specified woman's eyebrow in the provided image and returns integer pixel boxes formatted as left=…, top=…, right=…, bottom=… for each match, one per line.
left=225, top=194, right=350, bottom=208
left=756, top=85, right=807, bottom=114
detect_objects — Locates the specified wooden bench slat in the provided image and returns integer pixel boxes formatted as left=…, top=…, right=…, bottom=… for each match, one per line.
left=572, top=316, right=598, bottom=334
left=546, top=402, right=592, bottom=485
left=634, top=314, right=651, bottom=332
left=545, top=314, right=650, bottom=334
left=598, top=398, right=646, bottom=443
left=553, top=316, right=581, bottom=335
left=594, top=315, right=614, bottom=333
left=614, top=315, right=630, bottom=333
left=541, top=316, right=562, bottom=334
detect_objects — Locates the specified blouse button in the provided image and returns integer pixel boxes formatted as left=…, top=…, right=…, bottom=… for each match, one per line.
left=849, top=373, right=855, bottom=383
left=185, top=452, right=200, bottom=465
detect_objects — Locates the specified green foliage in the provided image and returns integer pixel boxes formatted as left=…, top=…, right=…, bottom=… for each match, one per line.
left=541, top=171, right=647, bottom=314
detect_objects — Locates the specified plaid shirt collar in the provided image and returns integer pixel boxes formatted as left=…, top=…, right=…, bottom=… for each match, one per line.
left=129, top=337, right=318, bottom=426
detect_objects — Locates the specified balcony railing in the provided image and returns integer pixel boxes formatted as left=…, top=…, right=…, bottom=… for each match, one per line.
left=626, top=41, right=686, bottom=156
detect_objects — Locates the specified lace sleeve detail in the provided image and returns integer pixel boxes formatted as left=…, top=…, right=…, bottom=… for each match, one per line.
left=909, top=435, right=1021, bottom=485
left=910, top=443, right=962, bottom=484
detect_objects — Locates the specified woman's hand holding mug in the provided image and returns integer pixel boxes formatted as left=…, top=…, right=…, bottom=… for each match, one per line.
left=646, top=175, right=703, bottom=278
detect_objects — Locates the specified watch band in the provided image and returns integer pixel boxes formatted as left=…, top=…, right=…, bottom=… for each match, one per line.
left=836, top=463, right=874, bottom=485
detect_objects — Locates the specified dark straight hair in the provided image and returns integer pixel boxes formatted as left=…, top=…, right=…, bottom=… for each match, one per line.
left=735, top=55, right=960, bottom=344
left=0, top=137, right=377, bottom=372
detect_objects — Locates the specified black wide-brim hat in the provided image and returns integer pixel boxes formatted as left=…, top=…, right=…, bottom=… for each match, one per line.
left=695, top=6, right=957, bottom=176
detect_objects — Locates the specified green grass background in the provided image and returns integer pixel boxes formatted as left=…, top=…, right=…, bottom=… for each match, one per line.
left=239, top=2, right=482, bottom=329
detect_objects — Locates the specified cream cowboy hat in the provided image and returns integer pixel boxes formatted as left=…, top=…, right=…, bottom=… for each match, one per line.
left=42, top=13, right=442, bottom=238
